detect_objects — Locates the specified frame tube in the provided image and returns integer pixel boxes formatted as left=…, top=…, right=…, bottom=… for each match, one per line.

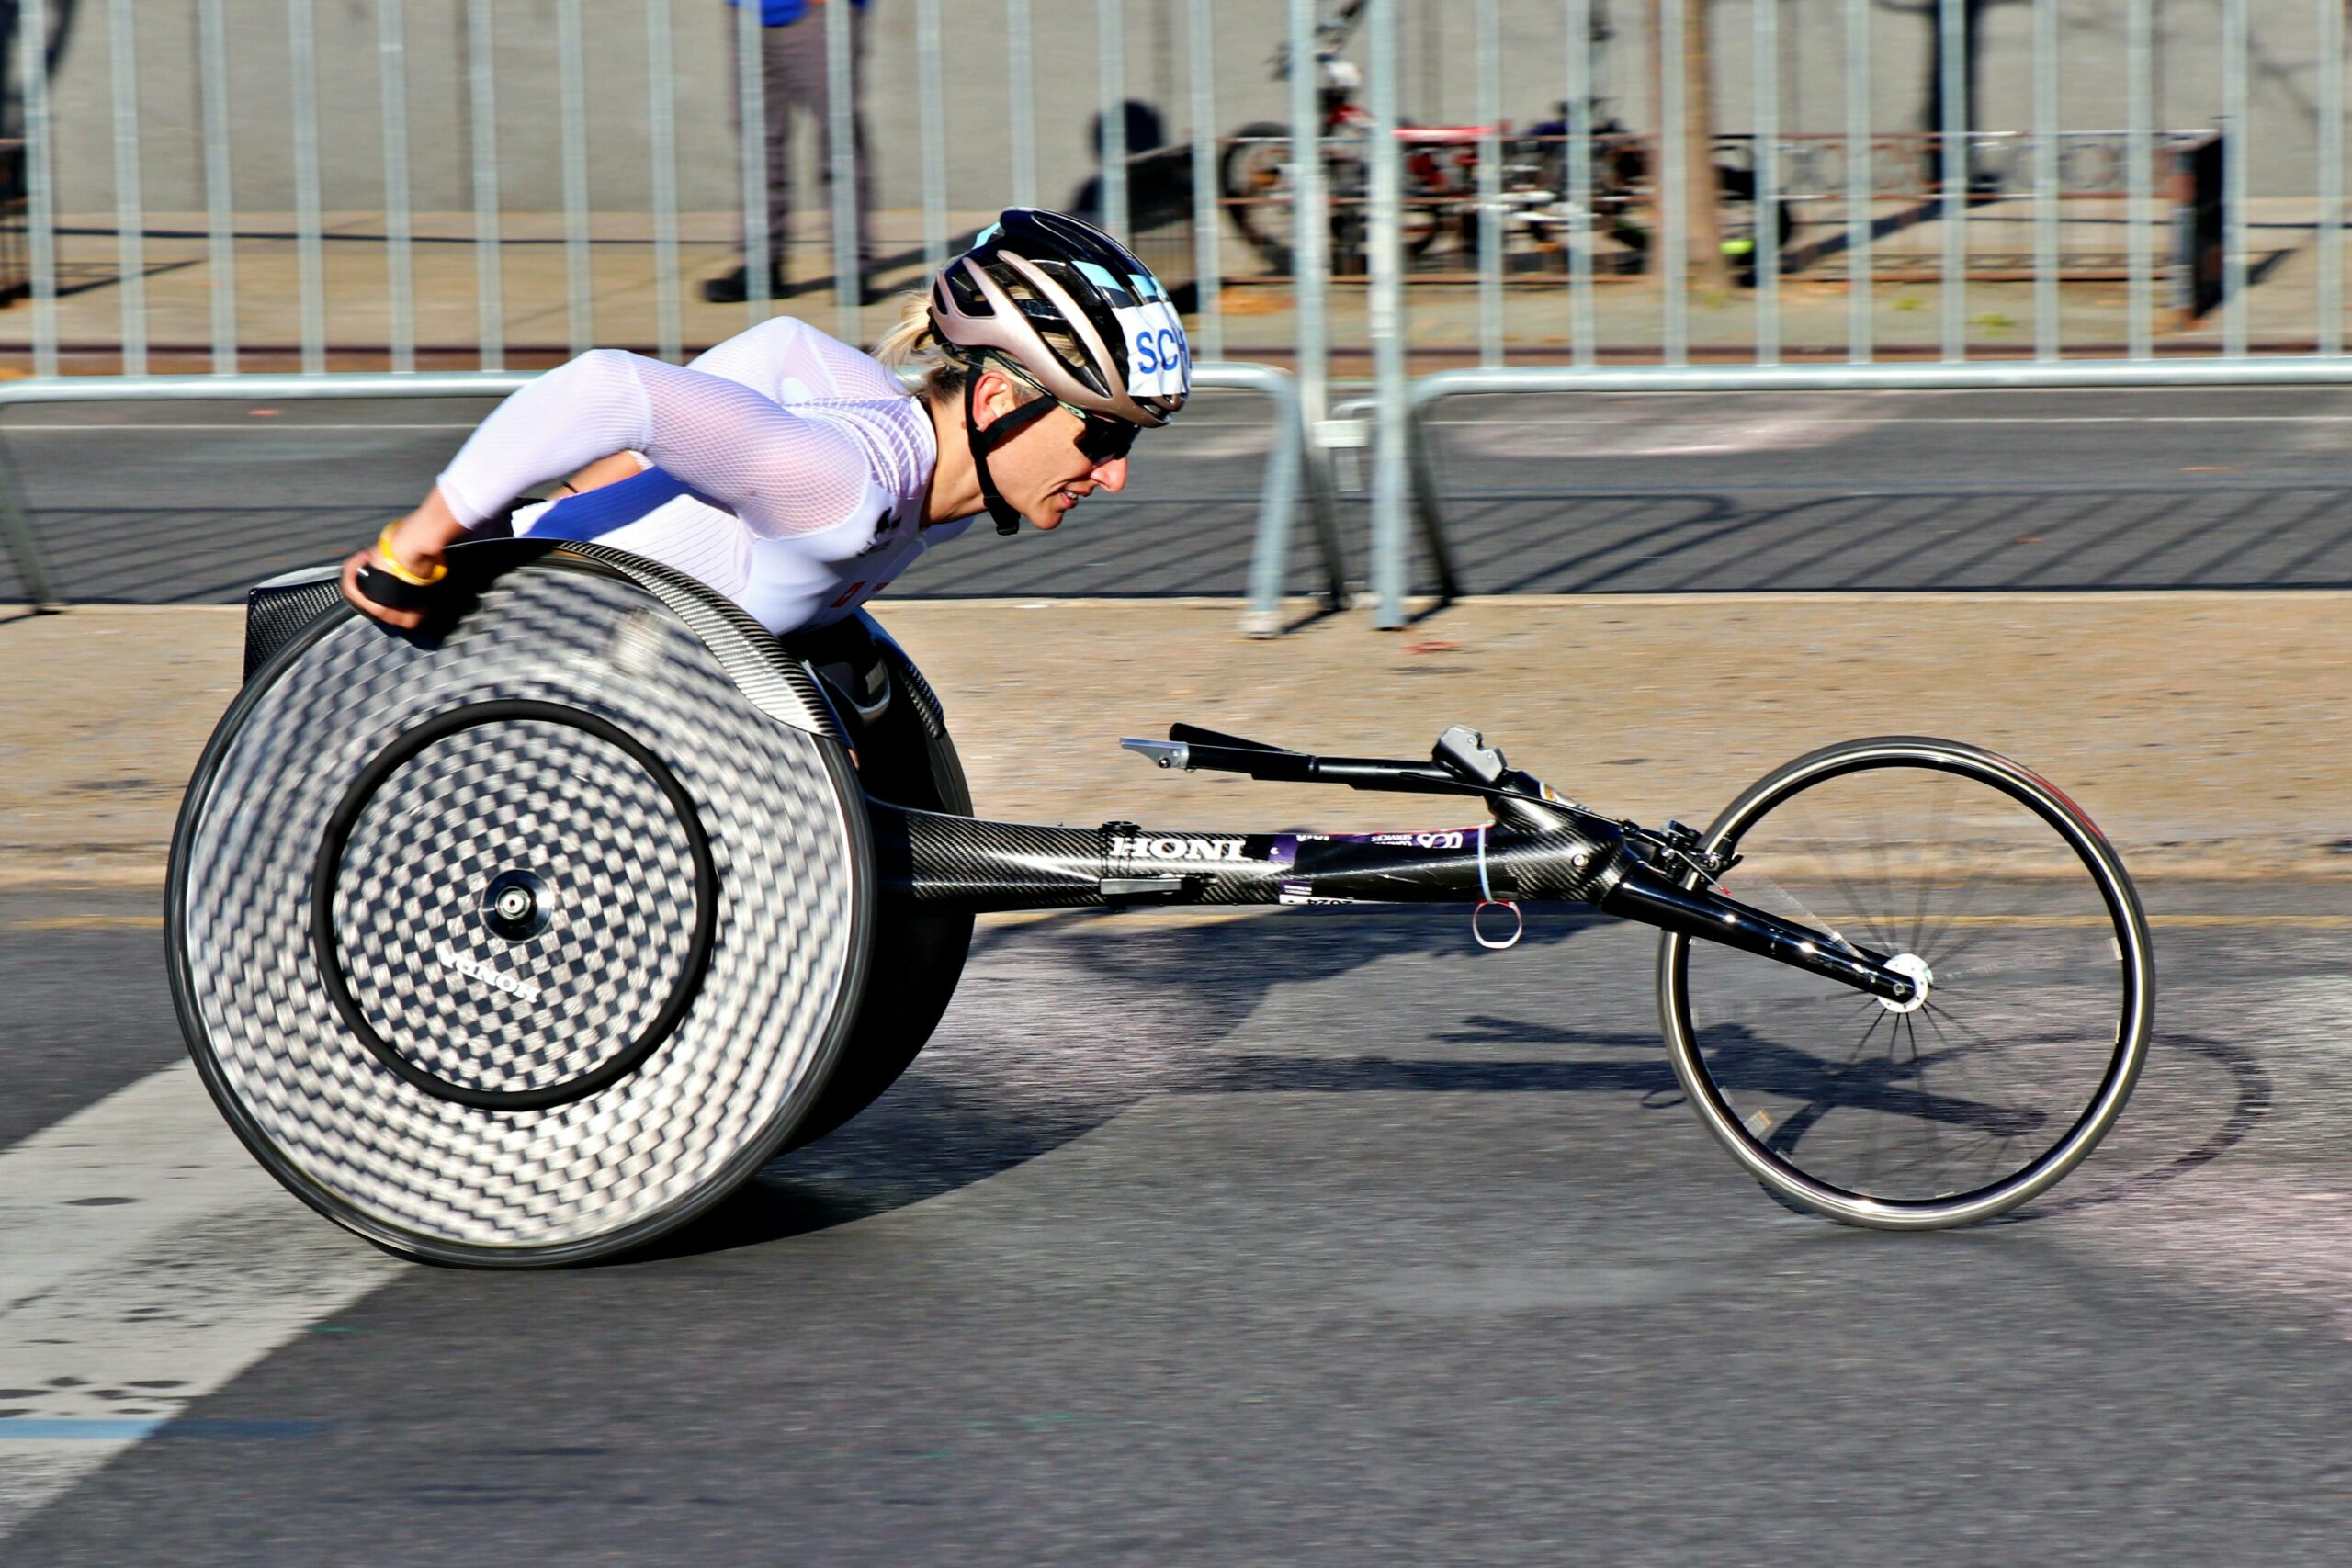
left=870, top=803, right=1913, bottom=1005
left=1601, top=867, right=1915, bottom=1002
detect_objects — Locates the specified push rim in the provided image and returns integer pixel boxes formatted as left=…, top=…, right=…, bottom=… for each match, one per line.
left=1657, top=738, right=2154, bottom=1230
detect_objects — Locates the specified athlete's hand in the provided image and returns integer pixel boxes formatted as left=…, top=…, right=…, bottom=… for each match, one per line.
left=340, top=546, right=433, bottom=630
left=341, top=491, right=467, bottom=630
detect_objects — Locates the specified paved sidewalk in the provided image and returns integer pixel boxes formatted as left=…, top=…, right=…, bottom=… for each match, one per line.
left=6, top=592, right=2345, bottom=890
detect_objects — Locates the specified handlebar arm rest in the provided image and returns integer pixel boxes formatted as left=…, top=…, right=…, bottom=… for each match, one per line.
left=1168, top=722, right=1293, bottom=754
left=1122, top=736, right=1487, bottom=798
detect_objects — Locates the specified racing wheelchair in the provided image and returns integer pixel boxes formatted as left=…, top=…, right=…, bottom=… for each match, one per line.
left=170, top=544, right=2154, bottom=1266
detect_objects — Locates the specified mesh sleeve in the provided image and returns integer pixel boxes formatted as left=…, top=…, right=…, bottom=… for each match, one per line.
left=435, top=349, right=875, bottom=540
left=688, top=315, right=908, bottom=402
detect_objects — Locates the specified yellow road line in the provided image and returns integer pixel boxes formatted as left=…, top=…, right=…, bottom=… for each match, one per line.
left=13, top=910, right=2348, bottom=935
left=983, top=908, right=2352, bottom=931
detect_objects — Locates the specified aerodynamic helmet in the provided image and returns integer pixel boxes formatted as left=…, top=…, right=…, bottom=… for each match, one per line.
left=929, top=208, right=1191, bottom=427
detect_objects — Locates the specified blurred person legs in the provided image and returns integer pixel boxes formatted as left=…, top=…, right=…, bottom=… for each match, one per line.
left=705, top=0, right=879, bottom=307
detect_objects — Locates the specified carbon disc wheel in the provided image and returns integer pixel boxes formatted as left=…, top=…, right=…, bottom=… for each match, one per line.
left=169, top=558, right=873, bottom=1266
left=1657, top=737, right=2154, bottom=1230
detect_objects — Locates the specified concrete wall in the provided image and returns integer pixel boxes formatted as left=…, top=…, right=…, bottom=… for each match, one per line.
left=20, top=0, right=2339, bottom=221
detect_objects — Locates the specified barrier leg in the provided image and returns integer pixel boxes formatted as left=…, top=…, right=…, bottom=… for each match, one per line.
left=0, top=442, right=61, bottom=612
left=1407, top=408, right=1460, bottom=611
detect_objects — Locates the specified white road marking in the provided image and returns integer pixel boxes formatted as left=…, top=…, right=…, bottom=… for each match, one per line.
left=0, top=1062, right=401, bottom=1540
left=1442, top=404, right=1887, bottom=458
left=1429, top=414, right=2352, bottom=425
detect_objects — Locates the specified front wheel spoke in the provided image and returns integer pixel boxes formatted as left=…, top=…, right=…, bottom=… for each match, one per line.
left=1918, top=1006, right=2029, bottom=1177
left=1906, top=778, right=1956, bottom=954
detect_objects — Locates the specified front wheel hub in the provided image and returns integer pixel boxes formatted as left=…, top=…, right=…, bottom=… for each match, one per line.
left=1878, top=952, right=1935, bottom=1014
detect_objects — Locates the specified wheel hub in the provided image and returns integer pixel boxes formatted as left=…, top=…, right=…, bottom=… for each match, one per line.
left=481, top=867, right=552, bottom=942
left=1879, top=952, right=1934, bottom=1014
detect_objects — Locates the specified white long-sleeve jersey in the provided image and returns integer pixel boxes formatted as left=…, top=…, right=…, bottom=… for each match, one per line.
left=434, top=317, right=969, bottom=635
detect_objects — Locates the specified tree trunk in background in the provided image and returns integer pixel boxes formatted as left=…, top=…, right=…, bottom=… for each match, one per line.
left=1683, top=0, right=1731, bottom=291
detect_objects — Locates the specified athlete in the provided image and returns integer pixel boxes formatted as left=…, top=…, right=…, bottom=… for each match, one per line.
left=341, top=208, right=1191, bottom=635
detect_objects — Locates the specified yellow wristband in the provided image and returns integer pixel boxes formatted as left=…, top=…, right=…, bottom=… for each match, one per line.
left=374, top=525, right=448, bottom=588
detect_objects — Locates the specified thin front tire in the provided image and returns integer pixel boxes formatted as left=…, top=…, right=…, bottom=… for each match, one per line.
left=1657, top=737, right=2154, bottom=1230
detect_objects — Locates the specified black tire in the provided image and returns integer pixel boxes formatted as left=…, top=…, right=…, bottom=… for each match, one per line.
left=1220, top=121, right=1297, bottom=273
left=781, top=621, right=974, bottom=1151
left=169, top=554, right=875, bottom=1266
left=1657, top=737, right=2154, bottom=1230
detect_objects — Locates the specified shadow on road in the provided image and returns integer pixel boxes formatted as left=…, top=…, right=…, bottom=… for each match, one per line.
left=627, top=910, right=2270, bottom=1264
left=625, top=910, right=1620, bottom=1264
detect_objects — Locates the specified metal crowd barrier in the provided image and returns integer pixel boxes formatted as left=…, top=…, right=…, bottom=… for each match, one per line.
left=10, top=0, right=2352, bottom=634
left=1356, top=0, right=2352, bottom=626
left=0, top=361, right=1343, bottom=629
left=0, top=0, right=1348, bottom=632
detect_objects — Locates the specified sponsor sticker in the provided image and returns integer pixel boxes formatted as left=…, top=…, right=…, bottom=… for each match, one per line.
left=1325, top=829, right=1474, bottom=851
left=1109, top=833, right=1247, bottom=864
left=1113, top=300, right=1190, bottom=400
left=436, top=942, right=541, bottom=1005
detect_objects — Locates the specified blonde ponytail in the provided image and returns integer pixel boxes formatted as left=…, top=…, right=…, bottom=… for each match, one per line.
left=870, top=288, right=970, bottom=406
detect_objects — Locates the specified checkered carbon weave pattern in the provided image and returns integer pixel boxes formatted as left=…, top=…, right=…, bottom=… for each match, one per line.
left=243, top=568, right=344, bottom=682
left=180, top=566, right=862, bottom=1254
left=334, top=721, right=701, bottom=1098
left=552, top=541, right=842, bottom=744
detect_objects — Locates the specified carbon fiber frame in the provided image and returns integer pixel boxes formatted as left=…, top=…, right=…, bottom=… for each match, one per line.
left=246, top=545, right=1918, bottom=1008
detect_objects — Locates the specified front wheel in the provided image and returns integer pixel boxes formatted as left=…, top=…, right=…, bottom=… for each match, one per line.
left=1657, top=737, right=2154, bottom=1229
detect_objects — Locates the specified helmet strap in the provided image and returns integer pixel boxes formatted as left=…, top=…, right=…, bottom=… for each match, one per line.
left=963, top=370, right=1059, bottom=536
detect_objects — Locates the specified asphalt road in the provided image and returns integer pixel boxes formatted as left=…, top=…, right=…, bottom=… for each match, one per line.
left=3, top=879, right=2346, bottom=1563
left=6, top=386, right=2352, bottom=604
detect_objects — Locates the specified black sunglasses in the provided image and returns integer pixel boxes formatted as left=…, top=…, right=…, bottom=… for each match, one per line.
left=992, top=361, right=1139, bottom=465
left=1069, top=408, right=1138, bottom=465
